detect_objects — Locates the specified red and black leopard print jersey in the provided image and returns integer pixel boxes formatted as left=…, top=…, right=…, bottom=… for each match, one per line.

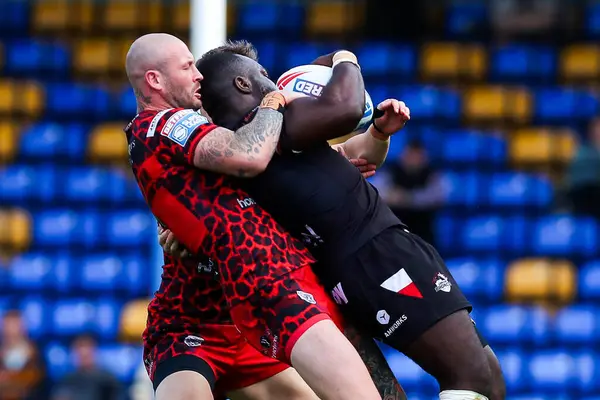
left=143, top=253, right=230, bottom=348
left=125, top=108, right=315, bottom=307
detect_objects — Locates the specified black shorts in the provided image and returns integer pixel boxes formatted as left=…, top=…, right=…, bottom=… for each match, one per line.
left=324, top=225, right=473, bottom=351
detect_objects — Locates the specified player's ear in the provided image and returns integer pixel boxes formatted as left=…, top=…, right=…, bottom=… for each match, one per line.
left=234, top=76, right=252, bottom=94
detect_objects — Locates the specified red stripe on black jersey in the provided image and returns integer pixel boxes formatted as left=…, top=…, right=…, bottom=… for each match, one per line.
left=126, top=108, right=315, bottom=307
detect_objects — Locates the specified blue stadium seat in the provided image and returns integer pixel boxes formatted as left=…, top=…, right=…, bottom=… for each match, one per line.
left=80, top=254, right=124, bottom=292
left=5, top=40, right=70, bottom=76
left=489, top=172, right=552, bottom=207
left=446, top=2, right=487, bottom=35
left=440, top=130, right=507, bottom=165
left=43, top=343, right=72, bottom=380
left=46, top=83, right=111, bottom=118
left=34, top=210, right=100, bottom=247
left=9, top=252, right=59, bottom=291
left=20, top=122, right=88, bottom=160
left=252, top=41, right=278, bottom=73
left=482, top=305, right=550, bottom=345
left=532, top=216, right=597, bottom=256
left=283, top=42, right=321, bottom=71
left=19, top=297, right=49, bottom=339
left=435, top=214, right=458, bottom=252
left=444, top=258, right=503, bottom=301
left=0, top=1, right=29, bottom=33
left=529, top=351, right=577, bottom=391
left=366, top=84, right=392, bottom=106
left=535, top=88, right=599, bottom=121
left=462, top=216, right=504, bottom=252
left=118, top=87, right=136, bottom=117
left=52, top=299, right=96, bottom=337
left=238, top=2, right=303, bottom=33
left=576, top=351, right=600, bottom=394
left=495, top=349, right=528, bottom=393
left=0, top=165, right=56, bottom=203
left=64, top=167, right=129, bottom=202
left=96, top=344, right=142, bottom=382
left=490, top=45, right=555, bottom=81
left=579, top=260, right=600, bottom=299
left=587, top=3, right=600, bottom=37
left=440, top=171, right=479, bottom=206
left=94, top=299, right=121, bottom=340
left=357, top=43, right=416, bottom=78
left=398, top=85, right=461, bottom=120
left=105, top=211, right=153, bottom=247
left=385, top=351, right=428, bottom=392
left=554, top=305, right=599, bottom=344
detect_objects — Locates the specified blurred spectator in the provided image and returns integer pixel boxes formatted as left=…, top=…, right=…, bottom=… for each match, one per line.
left=567, top=118, right=600, bottom=219
left=490, top=0, right=574, bottom=41
left=52, top=335, right=124, bottom=400
left=0, top=310, right=44, bottom=400
left=379, top=140, right=445, bottom=245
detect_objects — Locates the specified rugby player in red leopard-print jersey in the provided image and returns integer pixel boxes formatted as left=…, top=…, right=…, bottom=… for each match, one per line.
left=124, top=33, right=380, bottom=400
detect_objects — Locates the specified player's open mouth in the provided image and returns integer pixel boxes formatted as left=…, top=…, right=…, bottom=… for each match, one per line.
left=194, top=88, right=201, bottom=99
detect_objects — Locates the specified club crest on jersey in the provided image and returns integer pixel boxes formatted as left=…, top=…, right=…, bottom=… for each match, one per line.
left=297, top=290, right=316, bottom=304
left=161, top=110, right=208, bottom=146
left=433, top=272, right=452, bottom=293
left=293, top=79, right=324, bottom=97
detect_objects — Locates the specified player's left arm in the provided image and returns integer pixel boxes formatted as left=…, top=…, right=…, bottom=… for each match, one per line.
left=280, top=51, right=365, bottom=151
left=344, top=326, right=408, bottom=400
left=338, top=99, right=410, bottom=168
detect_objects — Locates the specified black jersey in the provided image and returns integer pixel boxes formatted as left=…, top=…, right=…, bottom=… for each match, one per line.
left=237, top=141, right=401, bottom=267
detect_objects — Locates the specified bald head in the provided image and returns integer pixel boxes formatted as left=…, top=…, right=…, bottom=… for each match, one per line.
left=125, top=33, right=203, bottom=112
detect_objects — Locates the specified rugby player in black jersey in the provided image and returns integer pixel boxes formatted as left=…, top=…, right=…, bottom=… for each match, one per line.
left=182, top=41, right=505, bottom=400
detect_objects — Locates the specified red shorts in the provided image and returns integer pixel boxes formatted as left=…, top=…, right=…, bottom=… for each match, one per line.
left=229, top=265, right=345, bottom=364
left=143, top=324, right=288, bottom=396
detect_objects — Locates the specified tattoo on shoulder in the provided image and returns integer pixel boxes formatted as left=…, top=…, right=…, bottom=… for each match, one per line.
left=344, top=327, right=407, bottom=400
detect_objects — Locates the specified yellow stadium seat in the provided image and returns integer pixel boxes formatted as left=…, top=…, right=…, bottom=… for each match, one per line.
left=74, top=39, right=111, bottom=74
left=0, top=80, right=44, bottom=117
left=174, top=2, right=190, bottom=32
left=505, top=259, right=576, bottom=303
left=89, top=123, right=129, bottom=162
left=560, top=45, right=600, bottom=81
left=0, top=209, right=32, bottom=251
left=104, top=1, right=162, bottom=31
left=510, top=128, right=577, bottom=164
left=463, top=86, right=531, bottom=122
left=120, top=299, right=150, bottom=342
left=0, top=123, right=17, bottom=163
left=33, top=0, right=94, bottom=32
left=307, top=2, right=364, bottom=35
left=421, top=43, right=486, bottom=80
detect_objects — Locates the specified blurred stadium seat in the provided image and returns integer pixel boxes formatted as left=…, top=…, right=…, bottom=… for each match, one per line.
left=510, top=128, right=577, bottom=164
left=307, top=1, right=364, bottom=36
left=560, top=45, right=600, bottom=81
left=463, top=86, right=531, bottom=122
left=0, top=122, right=17, bottom=163
left=119, top=298, right=149, bottom=342
left=505, top=258, right=576, bottom=303
left=421, top=42, right=486, bottom=80
left=0, top=80, right=44, bottom=117
left=88, top=123, right=129, bottom=162
left=33, top=0, right=94, bottom=32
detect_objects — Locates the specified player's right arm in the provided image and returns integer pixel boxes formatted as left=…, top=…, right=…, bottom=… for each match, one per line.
left=191, top=91, right=287, bottom=177
left=279, top=51, right=366, bottom=151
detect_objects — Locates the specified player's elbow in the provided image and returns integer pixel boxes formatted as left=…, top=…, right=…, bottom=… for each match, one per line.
left=240, top=156, right=270, bottom=177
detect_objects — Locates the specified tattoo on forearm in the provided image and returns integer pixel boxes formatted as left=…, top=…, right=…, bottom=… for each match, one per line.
left=232, top=108, right=282, bottom=156
left=344, top=326, right=407, bottom=400
left=194, top=109, right=283, bottom=177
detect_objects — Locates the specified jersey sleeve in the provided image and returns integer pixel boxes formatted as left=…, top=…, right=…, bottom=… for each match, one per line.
left=152, top=108, right=219, bottom=166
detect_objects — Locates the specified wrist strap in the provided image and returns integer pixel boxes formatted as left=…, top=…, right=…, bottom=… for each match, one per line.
left=332, top=50, right=360, bottom=69
left=259, top=92, right=286, bottom=113
left=370, top=121, right=390, bottom=141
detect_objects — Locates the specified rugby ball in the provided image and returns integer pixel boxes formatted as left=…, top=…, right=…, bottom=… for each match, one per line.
left=277, top=64, right=373, bottom=134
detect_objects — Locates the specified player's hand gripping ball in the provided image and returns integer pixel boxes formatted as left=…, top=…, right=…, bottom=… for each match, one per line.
left=276, top=64, right=374, bottom=134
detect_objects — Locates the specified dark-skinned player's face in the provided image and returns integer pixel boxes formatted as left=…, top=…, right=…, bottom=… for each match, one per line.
left=237, top=56, right=277, bottom=100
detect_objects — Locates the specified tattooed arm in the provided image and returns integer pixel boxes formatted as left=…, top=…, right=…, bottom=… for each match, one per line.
left=191, top=92, right=286, bottom=177
left=344, top=326, right=407, bottom=400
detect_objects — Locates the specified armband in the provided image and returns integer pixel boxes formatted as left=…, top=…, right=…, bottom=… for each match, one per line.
left=332, top=50, right=360, bottom=69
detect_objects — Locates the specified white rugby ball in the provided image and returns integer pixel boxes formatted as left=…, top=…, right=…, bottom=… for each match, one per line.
left=276, top=64, right=373, bottom=134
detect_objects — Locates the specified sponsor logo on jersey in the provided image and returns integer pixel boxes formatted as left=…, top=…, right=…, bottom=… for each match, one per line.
left=161, top=110, right=209, bottom=146
left=147, top=109, right=171, bottom=137
left=384, top=315, right=407, bottom=338
left=297, top=290, right=316, bottom=304
left=293, top=79, right=324, bottom=97
left=380, top=268, right=423, bottom=299
left=197, top=258, right=214, bottom=274
left=183, top=335, right=204, bottom=347
left=331, top=282, right=348, bottom=305
left=236, top=197, right=256, bottom=209
left=433, top=272, right=452, bottom=293
left=376, top=310, right=390, bottom=325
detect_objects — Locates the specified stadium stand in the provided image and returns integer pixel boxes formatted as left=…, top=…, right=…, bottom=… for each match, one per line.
left=1, top=0, right=600, bottom=398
